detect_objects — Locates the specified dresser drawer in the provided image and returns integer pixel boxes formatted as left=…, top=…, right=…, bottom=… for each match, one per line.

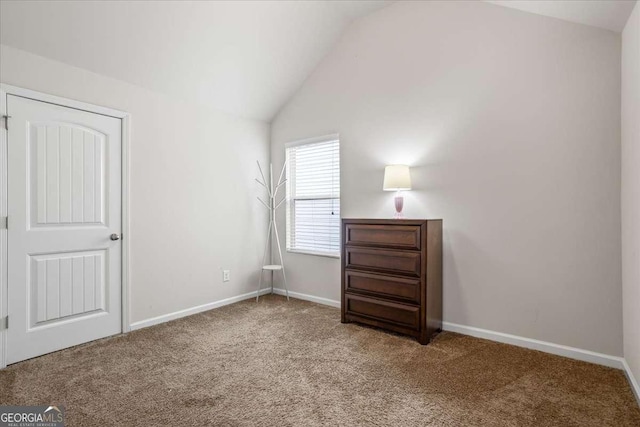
left=345, top=224, right=421, bottom=250
left=345, top=247, right=421, bottom=277
left=345, top=294, right=420, bottom=330
left=345, top=270, right=420, bottom=303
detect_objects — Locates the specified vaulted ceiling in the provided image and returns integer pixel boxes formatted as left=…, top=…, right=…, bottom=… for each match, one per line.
left=0, top=1, right=636, bottom=122
left=0, top=0, right=389, bottom=121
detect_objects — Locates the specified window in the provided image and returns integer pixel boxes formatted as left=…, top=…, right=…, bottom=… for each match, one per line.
left=286, top=135, right=340, bottom=257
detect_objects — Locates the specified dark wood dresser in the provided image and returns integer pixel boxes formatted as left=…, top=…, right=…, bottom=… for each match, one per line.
left=341, top=219, right=443, bottom=344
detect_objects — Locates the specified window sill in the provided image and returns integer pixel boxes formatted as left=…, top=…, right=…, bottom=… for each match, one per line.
left=287, top=249, right=340, bottom=259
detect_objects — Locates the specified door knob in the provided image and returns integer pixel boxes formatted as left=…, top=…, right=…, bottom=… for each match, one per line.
left=110, top=233, right=121, bottom=241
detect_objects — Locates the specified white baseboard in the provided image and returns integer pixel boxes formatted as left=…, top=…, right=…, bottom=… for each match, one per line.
left=443, top=321, right=624, bottom=369
left=623, top=359, right=640, bottom=406
left=272, top=287, right=340, bottom=308
left=129, top=288, right=271, bottom=331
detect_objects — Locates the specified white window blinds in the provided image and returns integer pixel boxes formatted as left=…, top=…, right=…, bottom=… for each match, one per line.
left=286, top=135, right=340, bottom=256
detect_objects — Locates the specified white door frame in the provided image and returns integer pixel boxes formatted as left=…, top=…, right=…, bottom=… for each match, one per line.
left=0, top=84, right=131, bottom=369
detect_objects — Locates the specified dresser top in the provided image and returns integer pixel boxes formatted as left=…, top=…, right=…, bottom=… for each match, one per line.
left=342, top=218, right=442, bottom=225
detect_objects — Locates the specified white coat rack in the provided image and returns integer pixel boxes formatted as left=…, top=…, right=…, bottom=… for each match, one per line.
left=255, top=161, right=289, bottom=301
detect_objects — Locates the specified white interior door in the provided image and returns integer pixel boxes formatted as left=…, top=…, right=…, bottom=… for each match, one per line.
left=7, top=94, right=122, bottom=364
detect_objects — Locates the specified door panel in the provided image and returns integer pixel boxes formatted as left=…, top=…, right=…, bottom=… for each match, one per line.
left=31, top=123, right=106, bottom=227
left=30, top=250, right=106, bottom=326
left=7, top=95, right=122, bottom=364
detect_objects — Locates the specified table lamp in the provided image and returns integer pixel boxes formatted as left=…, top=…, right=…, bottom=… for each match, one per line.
left=383, top=165, right=412, bottom=219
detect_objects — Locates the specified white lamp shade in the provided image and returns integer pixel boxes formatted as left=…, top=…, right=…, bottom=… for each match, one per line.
left=383, top=165, right=412, bottom=191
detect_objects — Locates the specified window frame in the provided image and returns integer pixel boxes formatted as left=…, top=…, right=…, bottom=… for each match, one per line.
left=285, top=134, right=341, bottom=259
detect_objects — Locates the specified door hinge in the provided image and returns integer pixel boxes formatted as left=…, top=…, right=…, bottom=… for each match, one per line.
left=0, top=316, right=7, bottom=331
left=1, top=216, right=6, bottom=230
left=2, top=115, right=10, bottom=131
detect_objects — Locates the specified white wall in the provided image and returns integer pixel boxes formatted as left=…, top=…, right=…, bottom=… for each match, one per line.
left=1, top=45, right=269, bottom=324
left=622, top=2, right=640, bottom=386
left=271, top=1, right=622, bottom=355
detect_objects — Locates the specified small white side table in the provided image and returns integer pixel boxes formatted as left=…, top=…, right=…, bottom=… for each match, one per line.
left=257, top=264, right=289, bottom=301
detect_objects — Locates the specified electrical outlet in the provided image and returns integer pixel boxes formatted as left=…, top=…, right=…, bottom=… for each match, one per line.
left=222, top=270, right=230, bottom=282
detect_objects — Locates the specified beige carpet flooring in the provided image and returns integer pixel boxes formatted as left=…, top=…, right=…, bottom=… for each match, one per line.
left=1, top=295, right=639, bottom=426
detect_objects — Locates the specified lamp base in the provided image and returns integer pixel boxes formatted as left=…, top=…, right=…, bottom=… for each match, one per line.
left=394, top=196, right=405, bottom=219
